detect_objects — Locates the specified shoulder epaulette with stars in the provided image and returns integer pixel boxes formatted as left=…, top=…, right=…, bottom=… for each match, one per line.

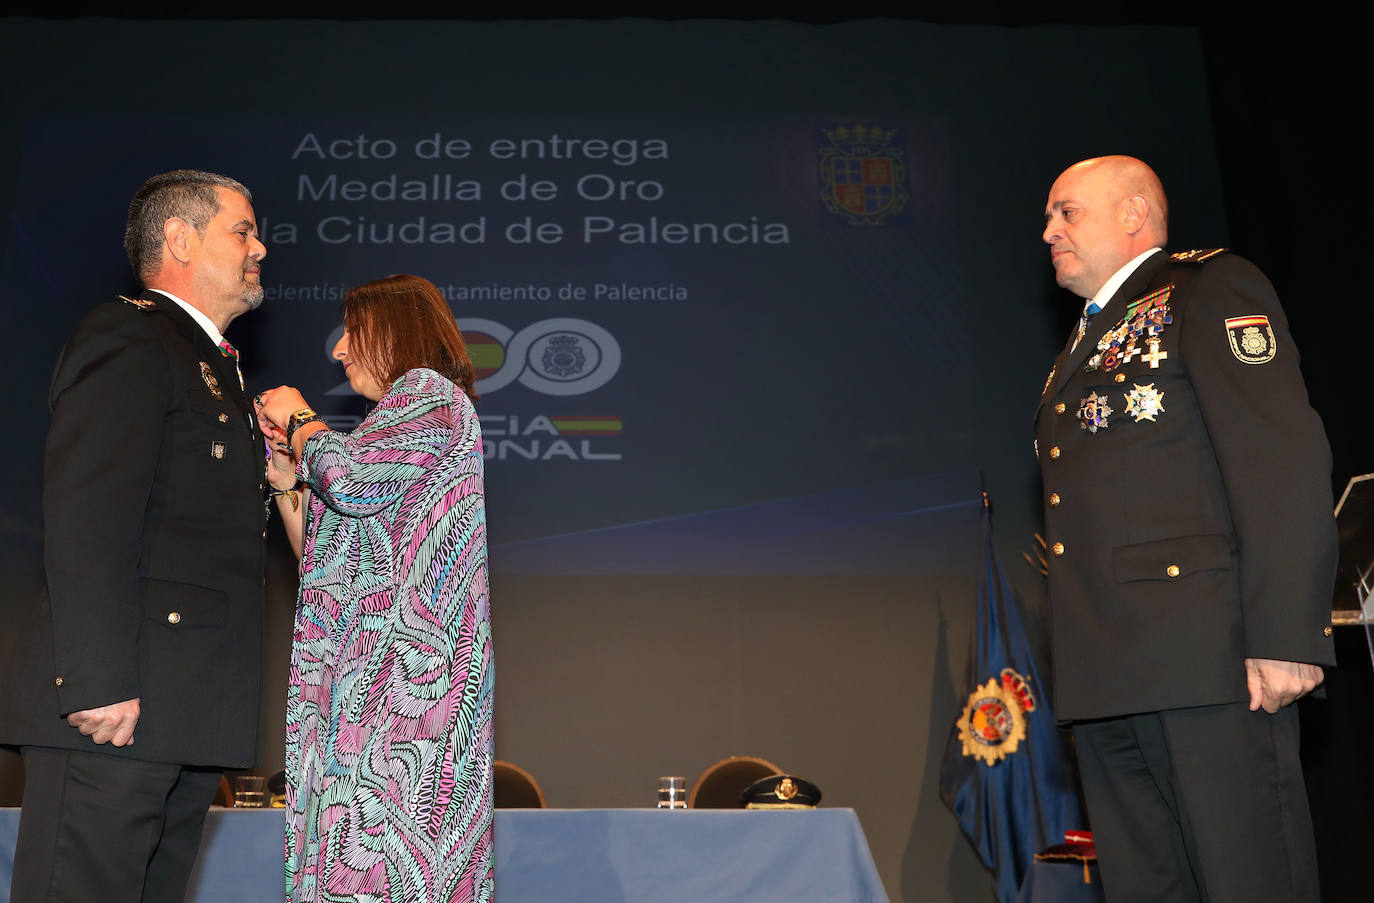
left=1168, top=248, right=1228, bottom=264
left=118, top=294, right=160, bottom=311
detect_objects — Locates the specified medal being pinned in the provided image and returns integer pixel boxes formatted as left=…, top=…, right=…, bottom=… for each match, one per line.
left=199, top=362, right=223, bottom=400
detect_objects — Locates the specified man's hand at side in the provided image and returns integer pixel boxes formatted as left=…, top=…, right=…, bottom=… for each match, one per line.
left=1246, top=658, right=1323, bottom=713
left=66, top=697, right=140, bottom=746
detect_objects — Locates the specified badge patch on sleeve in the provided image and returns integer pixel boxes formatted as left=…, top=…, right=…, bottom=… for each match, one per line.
left=1225, top=315, right=1276, bottom=364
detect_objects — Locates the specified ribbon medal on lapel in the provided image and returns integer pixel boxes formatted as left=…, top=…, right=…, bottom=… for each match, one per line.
left=199, top=362, right=223, bottom=400
left=1077, top=391, right=1112, bottom=433
left=1225, top=315, right=1277, bottom=364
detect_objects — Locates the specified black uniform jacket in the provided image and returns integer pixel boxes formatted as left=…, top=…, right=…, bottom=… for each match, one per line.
left=0, top=291, right=265, bottom=767
left=1034, top=250, right=1336, bottom=721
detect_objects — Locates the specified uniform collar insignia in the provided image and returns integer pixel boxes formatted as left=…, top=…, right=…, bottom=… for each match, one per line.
left=1168, top=248, right=1227, bottom=263
left=118, top=294, right=159, bottom=311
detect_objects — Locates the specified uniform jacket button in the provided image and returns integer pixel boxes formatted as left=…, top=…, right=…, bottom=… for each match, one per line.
left=1049, top=446, right=1061, bottom=459
left=1048, top=492, right=1061, bottom=508
left=1323, top=626, right=1333, bottom=637
left=1051, top=542, right=1065, bottom=556
left=54, top=676, right=64, bottom=687
left=1166, top=564, right=1181, bottom=578
left=1114, top=373, right=1126, bottom=383
left=167, top=611, right=181, bottom=624
left=1054, top=402, right=1066, bottom=414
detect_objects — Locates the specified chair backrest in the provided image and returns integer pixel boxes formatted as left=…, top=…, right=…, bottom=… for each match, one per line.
left=494, top=759, right=547, bottom=808
left=689, top=755, right=783, bottom=808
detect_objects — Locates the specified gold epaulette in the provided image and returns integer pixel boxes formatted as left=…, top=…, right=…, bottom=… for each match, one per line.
left=1168, top=248, right=1228, bottom=263
left=118, top=294, right=159, bottom=310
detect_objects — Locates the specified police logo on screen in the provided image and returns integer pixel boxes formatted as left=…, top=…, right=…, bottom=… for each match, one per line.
left=540, top=334, right=587, bottom=378
left=325, top=317, right=622, bottom=398
left=461, top=318, right=621, bottom=396
left=322, top=318, right=624, bottom=463
left=818, top=124, right=911, bottom=226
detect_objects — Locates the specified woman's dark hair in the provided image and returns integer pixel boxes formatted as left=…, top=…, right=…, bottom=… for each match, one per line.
left=342, top=274, right=479, bottom=401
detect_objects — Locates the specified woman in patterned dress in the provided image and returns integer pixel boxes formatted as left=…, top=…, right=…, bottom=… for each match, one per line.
left=255, top=274, right=493, bottom=903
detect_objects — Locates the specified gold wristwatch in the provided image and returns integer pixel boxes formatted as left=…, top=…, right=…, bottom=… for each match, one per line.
left=285, top=407, right=325, bottom=444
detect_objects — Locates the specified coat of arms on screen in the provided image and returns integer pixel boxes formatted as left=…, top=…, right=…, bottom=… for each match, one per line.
left=817, top=124, right=910, bottom=225
left=956, top=668, right=1036, bottom=765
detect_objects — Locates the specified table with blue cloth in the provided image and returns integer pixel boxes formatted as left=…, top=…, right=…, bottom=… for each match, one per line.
left=0, top=807, right=888, bottom=903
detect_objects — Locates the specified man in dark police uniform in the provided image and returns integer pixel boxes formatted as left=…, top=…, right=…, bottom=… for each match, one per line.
left=1034, top=155, right=1335, bottom=902
left=0, top=170, right=268, bottom=902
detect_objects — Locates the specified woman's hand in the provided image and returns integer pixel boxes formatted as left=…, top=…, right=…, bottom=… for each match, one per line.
left=265, top=440, right=297, bottom=490
left=254, top=386, right=311, bottom=434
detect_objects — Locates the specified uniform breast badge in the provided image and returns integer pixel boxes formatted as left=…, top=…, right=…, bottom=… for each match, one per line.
left=1077, top=391, right=1112, bottom=433
left=1124, top=383, right=1165, bottom=422
left=210, top=441, right=226, bottom=459
left=199, top=362, right=224, bottom=400
left=1225, top=315, right=1277, bottom=364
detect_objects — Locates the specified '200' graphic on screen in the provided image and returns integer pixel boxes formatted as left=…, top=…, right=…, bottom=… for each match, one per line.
left=325, top=318, right=622, bottom=397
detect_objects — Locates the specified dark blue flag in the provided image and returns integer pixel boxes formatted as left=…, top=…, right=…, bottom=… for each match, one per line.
left=939, top=501, right=1085, bottom=903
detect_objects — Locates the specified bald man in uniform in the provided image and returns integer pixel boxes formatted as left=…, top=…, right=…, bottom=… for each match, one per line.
left=1034, top=156, right=1335, bottom=902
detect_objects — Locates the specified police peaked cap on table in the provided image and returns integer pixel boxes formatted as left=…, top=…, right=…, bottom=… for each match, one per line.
left=739, top=774, right=822, bottom=809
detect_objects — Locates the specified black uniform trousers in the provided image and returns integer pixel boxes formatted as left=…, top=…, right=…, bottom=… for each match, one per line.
left=1072, top=701, right=1317, bottom=903
left=10, top=746, right=222, bottom=903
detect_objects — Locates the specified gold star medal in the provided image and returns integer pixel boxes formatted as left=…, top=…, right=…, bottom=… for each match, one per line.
left=1124, top=383, right=1165, bottom=422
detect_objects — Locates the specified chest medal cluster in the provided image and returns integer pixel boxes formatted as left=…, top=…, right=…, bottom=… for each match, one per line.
left=1074, top=285, right=1176, bottom=432
left=1083, top=285, right=1173, bottom=374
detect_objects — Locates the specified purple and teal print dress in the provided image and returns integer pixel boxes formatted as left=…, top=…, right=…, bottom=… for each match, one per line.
left=285, top=368, right=493, bottom=903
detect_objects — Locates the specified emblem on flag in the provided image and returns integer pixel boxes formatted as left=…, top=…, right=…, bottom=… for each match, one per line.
left=818, top=124, right=910, bottom=225
left=956, top=668, right=1037, bottom=766
left=1225, top=315, right=1276, bottom=364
